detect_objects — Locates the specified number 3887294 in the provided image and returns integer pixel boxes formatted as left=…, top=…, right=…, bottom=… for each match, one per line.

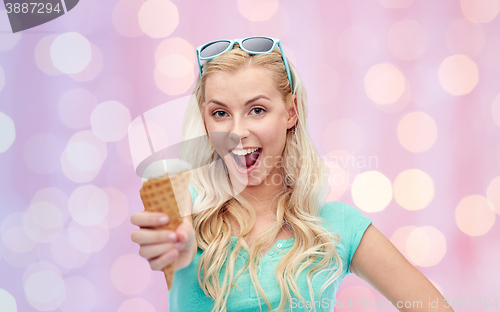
left=5, top=2, right=62, bottom=14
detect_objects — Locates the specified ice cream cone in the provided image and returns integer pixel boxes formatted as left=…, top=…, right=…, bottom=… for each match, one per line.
left=139, top=169, right=192, bottom=290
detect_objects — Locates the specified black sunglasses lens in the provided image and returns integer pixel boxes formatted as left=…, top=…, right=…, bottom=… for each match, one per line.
left=242, top=37, right=274, bottom=53
left=200, top=41, right=231, bottom=58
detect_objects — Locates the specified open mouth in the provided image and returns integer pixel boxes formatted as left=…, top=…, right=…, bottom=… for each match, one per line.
left=231, top=148, right=262, bottom=170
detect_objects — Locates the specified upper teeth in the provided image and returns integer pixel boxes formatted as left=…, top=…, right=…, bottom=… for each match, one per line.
left=231, top=147, right=259, bottom=156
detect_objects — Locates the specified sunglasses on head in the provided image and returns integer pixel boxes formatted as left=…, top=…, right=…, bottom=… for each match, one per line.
left=196, top=36, right=294, bottom=93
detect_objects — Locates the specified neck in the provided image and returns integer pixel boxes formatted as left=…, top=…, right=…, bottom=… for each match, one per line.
left=239, top=180, right=284, bottom=217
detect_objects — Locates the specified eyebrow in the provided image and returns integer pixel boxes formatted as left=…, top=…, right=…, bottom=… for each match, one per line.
left=207, top=95, right=271, bottom=108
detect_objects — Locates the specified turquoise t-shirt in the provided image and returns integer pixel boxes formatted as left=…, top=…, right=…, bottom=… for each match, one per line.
left=169, top=186, right=372, bottom=312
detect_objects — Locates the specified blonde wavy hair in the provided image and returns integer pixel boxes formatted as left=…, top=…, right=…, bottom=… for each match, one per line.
left=179, top=44, right=343, bottom=312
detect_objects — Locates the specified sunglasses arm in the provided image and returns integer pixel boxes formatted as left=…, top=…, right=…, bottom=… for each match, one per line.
left=276, top=41, right=293, bottom=93
left=196, top=49, right=203, bottom=78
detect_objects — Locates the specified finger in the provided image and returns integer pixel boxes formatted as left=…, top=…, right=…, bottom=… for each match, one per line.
left=131, top=229, right=177, bottom=245
left=130, top=211, right=169, bottom=227
left=139, top=242, right=174, bottom=260
left=149, top=249, right=179, bottom=271
left=175, top=218, right=193, bottom=243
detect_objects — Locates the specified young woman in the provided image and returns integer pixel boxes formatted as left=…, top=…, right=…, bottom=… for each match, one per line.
left=131, top=37, right=454, bottom=312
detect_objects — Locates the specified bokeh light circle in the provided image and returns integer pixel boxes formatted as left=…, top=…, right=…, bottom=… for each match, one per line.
left=445, top=18, right=486, bottom=57
left=23, top=133, right=63, bottom=174
left=157, top=55, right=192, bottom=78
left=460, top=0, right=500, bottom=23
left=50, top=32, right=92, bottom=74
left=393, top=169, right=435, bottom=210
left=456, top=195, right=496, bottom=236
left=352, top=171, right=393, bottom=212
left=406, top=226, right=447, bottom=267
left=118, top=298, right=156, bottom=312
left=390, top=225, right=417, bottom=260
left=112, top=0, right=144, bottom=37
left=102, top=187, right=129, bottom=228
left=61, top=130, right=107, bottom=183
left=0, top=289, right=17, bottom=312
left=67, top=130, right=107, bottom=162
left=486, top=176, right=500, bottom=214
left=67, top=142, right=102, bottom=172
left=155, top=37, right=196, bottom=65
left=111, top=254, right=152, bottom=294
left=438, top=54, right=479, bottom=95
left=397, top=111, right=438, bottom=153
left=406, top=227, right=430, bottom=265
left=0, top=112, right=15, bottom=153
left=31, top=188, right=70, bottom=222
left=61, top=149, right=100, bottom=183
left=69, top=185, right=109, bottom=226
left=91, top=101, right=131, bottom=142
left=23, top=201, right=64, bottom=243
left=138, top=0, right=179, bottom=38
left=68, top=220, right=110, bottom=253
left=1, top=212, right=37, bottom=253
left=35, top=35, right=63, bottom=76
left=0, top=232, right=40, bottom=268
left=388, top=19, right=428, bottom=60
left=323, top=150, right=360, bottom=202
left=59, top=276, right=97, bottom=312
left=154, top=55, right=195, bottom=95
left=58, top=88, right=98, bottom=129
left=364, top=63, right=406, bottom=105
left=237, top=0, right=279, bottom=22
left=68, top=43, right=104, bottom=82
left=325, top=162, right=349, bottom=202
left=24, top=270, right=66, bottom=311
left=50, top=229, right=91, bottom=269
left=22, top=261, right=61, bottom=286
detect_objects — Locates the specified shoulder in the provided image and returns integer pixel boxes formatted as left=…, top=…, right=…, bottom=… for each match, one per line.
left=319, top=201, right=373, bottom=275
left=188, top=184, right=197, bottom=206
left=319, top=201, right=371, bottom=230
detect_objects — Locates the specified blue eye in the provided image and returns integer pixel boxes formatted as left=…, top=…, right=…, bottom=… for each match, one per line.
left=212, top=110, right=227, bottom=118
left=251, top=107, right=265, bottom=115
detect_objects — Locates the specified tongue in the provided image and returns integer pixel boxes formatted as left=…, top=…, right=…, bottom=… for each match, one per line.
left=236, top=149, right=260, bottom=168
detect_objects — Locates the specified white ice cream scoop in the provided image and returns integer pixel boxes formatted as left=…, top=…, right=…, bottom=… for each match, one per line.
left=141, top=159, right=192, bottom=183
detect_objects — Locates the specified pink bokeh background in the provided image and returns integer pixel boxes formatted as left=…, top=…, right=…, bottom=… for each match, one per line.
left=1, top=0, right=500, bottom=311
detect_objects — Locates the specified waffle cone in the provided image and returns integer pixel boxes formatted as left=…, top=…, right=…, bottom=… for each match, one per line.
left=139, top=170, right=192, bottom=290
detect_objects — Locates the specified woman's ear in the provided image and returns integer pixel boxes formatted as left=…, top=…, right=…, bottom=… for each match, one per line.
left=287, top=95, right=298, bottom=129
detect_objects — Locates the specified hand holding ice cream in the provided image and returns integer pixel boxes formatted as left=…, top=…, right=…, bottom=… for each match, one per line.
left=132, top=159, right=196, bottom=291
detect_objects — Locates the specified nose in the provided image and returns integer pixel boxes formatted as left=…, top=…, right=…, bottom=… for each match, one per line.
left=231, top=116, right=250, bottom=141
